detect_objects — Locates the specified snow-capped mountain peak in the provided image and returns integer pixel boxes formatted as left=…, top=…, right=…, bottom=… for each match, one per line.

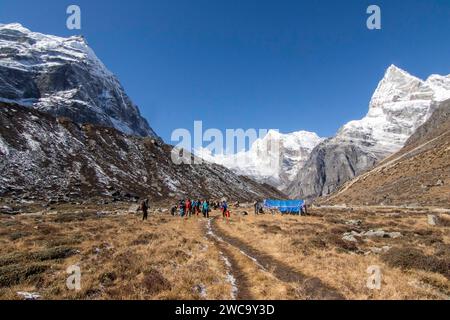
left=199, top=130, right=324, bottom=189
left=370, top=64, right=432, bottom=108
left=337, top=65, right=449, bottom=155
left=288, top=65, right=450, bottom=200
left=0, top=23, right=157, bottom=138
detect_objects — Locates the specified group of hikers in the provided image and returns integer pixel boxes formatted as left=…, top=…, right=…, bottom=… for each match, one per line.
left=170, top=199, right=231, bottom=219
left=137, top=198, right=308, bottom=221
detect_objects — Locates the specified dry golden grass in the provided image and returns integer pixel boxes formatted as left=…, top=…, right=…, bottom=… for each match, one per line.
left=0, top=202, right=448, bottom=300
left=213, top=207, right=450, bottom=300
left=0, top=203, right=233, bottom=300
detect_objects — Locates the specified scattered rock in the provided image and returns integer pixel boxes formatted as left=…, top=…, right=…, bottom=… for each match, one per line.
left=367, top=246, right=392, bottom=255
left=17, top=292, right=41, bottom=300
left=388, top=232, right=402, bottom=239
left=342, top=234, right=358, bottom=242
left=363, top=229, right=402, bottom=239
left=364, top=229, right=387, bottom=238
left=192, top=284, right=208, bottom=298
left=345, top=219, right=362, bottom=226
left=427, top=215, right=439, bottom=226
left=343, top=229, right=402, bottom=240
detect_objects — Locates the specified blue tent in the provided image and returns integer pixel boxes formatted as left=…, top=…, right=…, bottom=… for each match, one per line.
left=263, top=199, right=304, bottom=214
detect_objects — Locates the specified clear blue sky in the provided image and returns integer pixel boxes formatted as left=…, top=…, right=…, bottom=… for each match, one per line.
left=1, top=0, right=449, bottom=143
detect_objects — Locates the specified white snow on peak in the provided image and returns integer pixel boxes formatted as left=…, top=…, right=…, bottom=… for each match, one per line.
left=0, top=23, right=157, bottom=137
left=197, top=130, right=324, bottom=188
left=202, top=65, right=449, bottom=190
left=338, top=65, right=450, bottom=155
left=426, top=74, right=450, bottom=102
left=0, top=23, right=112, bottom=78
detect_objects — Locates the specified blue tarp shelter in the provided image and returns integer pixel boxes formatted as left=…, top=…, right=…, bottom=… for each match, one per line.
left=263, top=199, right=304, bottom=214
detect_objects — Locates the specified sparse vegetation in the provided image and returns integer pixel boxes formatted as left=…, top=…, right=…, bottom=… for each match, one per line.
left=381, top=247, right=450, bottom=279
left=0, top=201, right=448, bottom=300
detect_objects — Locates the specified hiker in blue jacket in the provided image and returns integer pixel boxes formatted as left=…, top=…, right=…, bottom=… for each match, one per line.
left=221, top=201, right=228, bottom=218
left=179, top=200, right=185, bottom=217
left=202, top=200, right=209, bottom=218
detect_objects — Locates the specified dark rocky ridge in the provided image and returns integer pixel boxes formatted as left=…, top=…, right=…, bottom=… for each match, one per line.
left=0, top=102, right=285, bottom=202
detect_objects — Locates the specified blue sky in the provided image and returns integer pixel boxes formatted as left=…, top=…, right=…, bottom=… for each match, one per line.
left=1, top=0, right=449, bottom=143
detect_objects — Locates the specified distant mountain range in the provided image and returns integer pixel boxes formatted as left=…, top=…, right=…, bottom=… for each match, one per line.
left=1, top=23, right=448, bottom=203
left=197, top=130, right=324, bottom=189
left=202, top=64, right=450, bottom=201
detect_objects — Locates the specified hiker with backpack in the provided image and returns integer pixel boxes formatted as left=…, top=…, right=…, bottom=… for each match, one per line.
left=301, top=203, right=308, bottom=215
left=221, top=201, right=228, bottom=219
left=170, top=204, right=177, bottom=216
left=137, top=198, right=150, bottom=221
left=179, top=200, right=185, bottom=217
left=191, top=200, right=196, bottom=216
left=185, top=199, right=192, bottom=218
left=202, top=200, right=209, bottom=218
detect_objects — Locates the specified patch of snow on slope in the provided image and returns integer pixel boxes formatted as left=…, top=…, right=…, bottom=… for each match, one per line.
left=0, top=136, right=9, bottom=155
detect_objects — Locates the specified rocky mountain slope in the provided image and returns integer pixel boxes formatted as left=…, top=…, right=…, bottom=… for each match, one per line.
left=287, top=65, right=450, bottom=201
left=0, top=102, right=285, bottom=202
left=321, top=99, right=450, bottom=208
left=198, top=130, right=324, bottom=189
left=0, top=23, right=156, bottom=137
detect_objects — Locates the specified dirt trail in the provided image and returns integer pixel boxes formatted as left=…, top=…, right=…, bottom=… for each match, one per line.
left=204, top=218, right=254, bottom=300
left=210, top=217, right=345, bottom=300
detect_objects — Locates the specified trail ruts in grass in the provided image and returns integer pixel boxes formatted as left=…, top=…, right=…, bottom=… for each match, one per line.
left=211, top=217, right=345, bottom=300
left=204, top=220, right=254, bottom=300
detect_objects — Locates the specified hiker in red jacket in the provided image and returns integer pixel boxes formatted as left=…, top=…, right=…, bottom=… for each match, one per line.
left=185, top=199, right=192, bottom=218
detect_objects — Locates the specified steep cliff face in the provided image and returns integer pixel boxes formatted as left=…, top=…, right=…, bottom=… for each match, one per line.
left=287, top=65, right=450, bottom=200
left=0, top=23, right=157, bottom=138
left=0, top=102, right=285, bottom=202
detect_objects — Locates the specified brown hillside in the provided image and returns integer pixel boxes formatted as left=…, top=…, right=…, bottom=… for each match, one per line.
left=321, top=100, right=450, bottom=208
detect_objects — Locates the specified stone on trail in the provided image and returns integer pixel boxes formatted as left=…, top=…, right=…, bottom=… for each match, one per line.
left=427, top=215, right=439, bottom=226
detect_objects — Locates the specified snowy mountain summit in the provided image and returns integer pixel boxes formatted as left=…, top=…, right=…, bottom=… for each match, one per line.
left=199, top=130, right=324, bottom=189
left=201, top=65, right=450, bottom=193
left=288, top=65, right=450, bottom=200
left=338, top=65, right=450, bottom=156
left=0, top=23, right=157, bottom=137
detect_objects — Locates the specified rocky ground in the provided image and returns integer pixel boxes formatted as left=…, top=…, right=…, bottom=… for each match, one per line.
left=0, top=201, right=448, bottom=300
left=0, top=103, right=284, bottom=202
